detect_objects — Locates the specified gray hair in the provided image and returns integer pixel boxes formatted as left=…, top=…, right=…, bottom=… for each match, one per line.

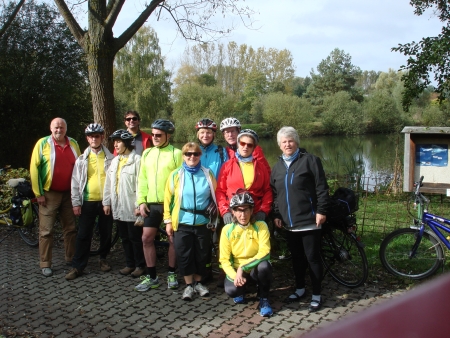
left=277, top=126, right=300, bottom=147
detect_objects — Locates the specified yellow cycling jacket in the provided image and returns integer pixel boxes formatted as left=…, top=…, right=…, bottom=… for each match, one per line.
left=219, top=221, right=271, bottom=280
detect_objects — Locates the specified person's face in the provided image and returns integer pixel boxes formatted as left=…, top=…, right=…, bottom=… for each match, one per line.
left=124, top=114, right=140, bottom=131
left=237, top=135, right=255, bottom=158
left=222, top=127, right=239, bottom=145
left=232, top=206, right=253, bottom=225
left=151, top=128, right=168, bottom=146
left=114, top=139, right=127, bottom=155
left=198, top=128, right=214, bottom=146
left=50, top=118, right=67, bottom=141
left=183, top=149, right=201, bottom=167
left=279, top=136, right=298, bottom=157
left=86, top=133, right=104, bottom=149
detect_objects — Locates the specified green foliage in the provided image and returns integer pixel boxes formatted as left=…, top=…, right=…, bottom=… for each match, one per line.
left=0, top=1, right=91, bottom=167
left=421, top=104, right=450, bottom=126
left=0, top=167, right=29, bottom=210
left=321, top=91, right=365, bottom=135
left=363, top=90, right=405, bottom=133
left=393, top=0, right=450, bottom=110
left=114, top=26, right=171, bottom=127
left=261, top=92, right=315, bottom=137
left=171, top=83, right=237, bottom=142
left=196, top=74, right=217, bottom=87
left=306, top=48, right=363, bottom=104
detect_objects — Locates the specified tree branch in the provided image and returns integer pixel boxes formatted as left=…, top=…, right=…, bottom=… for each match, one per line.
left=53, top=0, right=86, bottom=47
left=104, top=0, right=124, bottom=31
left=0, top=0, right=25, bottom=38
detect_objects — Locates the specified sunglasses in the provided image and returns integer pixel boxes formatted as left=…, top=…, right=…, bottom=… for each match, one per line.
left=125, top=117, right=138, bottom=122
left=239, top=141, right=254, bottom=149
left=151, top=133, right=163, bottom=138
left=87, top=134, right=102, bottom=139
left=184, top=152, right=200, bottom=157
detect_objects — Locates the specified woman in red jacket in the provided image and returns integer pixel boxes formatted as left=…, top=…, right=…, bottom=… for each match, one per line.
left=216, top=129, right=272, bottom=224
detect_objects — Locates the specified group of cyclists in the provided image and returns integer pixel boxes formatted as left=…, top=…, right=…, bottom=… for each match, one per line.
left=30, top=113, right=330, bottom=318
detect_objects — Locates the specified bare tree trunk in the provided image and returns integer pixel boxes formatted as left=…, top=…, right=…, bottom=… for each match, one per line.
left=0, top=0, right=26, bottom=38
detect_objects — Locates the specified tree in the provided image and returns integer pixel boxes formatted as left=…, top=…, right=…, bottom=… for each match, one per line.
left=306, top=48, right=363, bottom=104
left=393, top=0, right=450, bottom=110
left=0, top=1, right=91, bottom=167
left=114, top=25, right=171, bottom=126
left=363, top=90, right=405, bottom=133
left=52, top=0, right=255, bottom=142
left=0, top=0, right=25, bottom=38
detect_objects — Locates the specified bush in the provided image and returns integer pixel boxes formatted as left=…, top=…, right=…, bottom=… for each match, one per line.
left=364, top=90, right=405, bottom=133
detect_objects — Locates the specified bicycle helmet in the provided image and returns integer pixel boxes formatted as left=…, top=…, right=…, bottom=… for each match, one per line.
left=108, top=129, right=134, bottom=140
left=196, top=118, right=218, bottom=132
left=151, top=119, right=175, bottom=134
left=237, top=129, right=259, bottom=145
left=85, top=123, right=104, bottom=135
left=220, top=117, right=241, bottom=131
left=229, top=189, right=254, bottom=209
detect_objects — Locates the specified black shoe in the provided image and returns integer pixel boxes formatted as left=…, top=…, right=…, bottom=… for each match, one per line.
left=309, top=297, right=323, bottom=312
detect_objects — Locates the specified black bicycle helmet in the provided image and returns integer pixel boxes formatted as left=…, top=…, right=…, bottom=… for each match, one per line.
left=108, top=129, right=134, bottom=140
left=151, top=119, right=175, bottom=134
left=196, top=118, right=218, bottom=132
left=220, top=117, right=241, bottom=131
left=85, top=123, right=104, bottom=135
left=229, top=189, right=255, bottom=209
left=237, top=129, right=259, bottom=145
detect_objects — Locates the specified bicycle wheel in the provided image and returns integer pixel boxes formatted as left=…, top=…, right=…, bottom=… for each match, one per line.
left=90, top=220, right=119, bottom=256
left=379, top=228, right=443, bottom=279
left=320, top=226, right=368, bottom=288
left=270, top=228, right=292, bottom=261
left=18, top=202, right=39, bottom=247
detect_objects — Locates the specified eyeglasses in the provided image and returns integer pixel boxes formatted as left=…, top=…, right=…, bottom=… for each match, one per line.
left=87, top=134, right=102, bottom=139
left=184, top=152, right=200, bottom=157
left=234, top=207, right=251, bottom=214
left=125, top=117, right=138, bottom=122
left=239, top=141, right=254, bottom=149
left=151, top=133, right=162, bottom=138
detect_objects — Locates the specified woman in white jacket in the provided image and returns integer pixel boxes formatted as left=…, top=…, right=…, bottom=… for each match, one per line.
left=103, top=130, right=145, bottom=278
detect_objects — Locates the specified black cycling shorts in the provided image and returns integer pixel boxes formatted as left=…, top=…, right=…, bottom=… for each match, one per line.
left=143, top=204, right=164, bottom=228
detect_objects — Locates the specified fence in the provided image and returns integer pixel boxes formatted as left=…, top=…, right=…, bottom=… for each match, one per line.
left=329, top=174, right=450, bottom=236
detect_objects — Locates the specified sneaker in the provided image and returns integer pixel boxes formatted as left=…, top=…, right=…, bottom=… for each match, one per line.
left=131, top=267, right=146, bottom=278
left=167, top=272, right=179, bottom=289
left=65, top=268, right=81, bottom=280
left=134, top=275, right=160, bottom=292
left=41, top=267, right=53, bottom=277
left=233, top=295, right=245, bottom=304
left=194, top=282, right=210, bottom=297
left=182, top=285, right=195, bottom=301
left=99, top=259, right=111, bottom=272
left=259, top=298, right=273, bottom=317
left=119, top=267, right=135, bottom=275
left=309, top=297, right=323, bottom=312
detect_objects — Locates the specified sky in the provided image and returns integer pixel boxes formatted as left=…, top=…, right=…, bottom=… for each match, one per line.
left=111, top=0, right=444, bottom=78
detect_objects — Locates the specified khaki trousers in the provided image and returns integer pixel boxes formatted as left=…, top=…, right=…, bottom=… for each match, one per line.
left=39, top=190, right=77, bottom=268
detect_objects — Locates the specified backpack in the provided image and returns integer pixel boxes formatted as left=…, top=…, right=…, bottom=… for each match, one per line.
left=9, top=196, right=33, bottom=226
left=16, top=181, right=34, bottom=198
left=328, top=188, right=358, bottom=220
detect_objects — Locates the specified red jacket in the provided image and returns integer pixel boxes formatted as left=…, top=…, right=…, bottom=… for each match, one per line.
left=216, top=157, right=273, bottom=216
left=226, top=145, right=271, bottom=175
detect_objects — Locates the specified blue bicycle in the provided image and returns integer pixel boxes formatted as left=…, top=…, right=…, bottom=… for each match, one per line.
left=380, top=176, right=447, bottom=279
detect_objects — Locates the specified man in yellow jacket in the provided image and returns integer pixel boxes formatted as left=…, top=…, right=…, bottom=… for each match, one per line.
left=219, top=189, right=273, bottom=317
left=30, top=118, right=81, bottom=277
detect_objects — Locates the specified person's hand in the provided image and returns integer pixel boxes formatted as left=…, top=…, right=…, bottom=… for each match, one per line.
left=103, top=206, right=111, bottom=215
left=223, top=212, right=233, bottom=225
left=37, top=195, right=46, bottom=207
left=73, top=206, right=81, bottom=216
left=166, top=222, right=173, bottom=237
left=134, top=208, right=140, bottom=216
left=316, top=213, right=326, bottom=227
left=274, top=218, right=283, bottom=228
left=254, top=211, right=266, bottom=221
left=234, top=267, right=247, bottom=287
left=139, top=203, right=149, bottom=217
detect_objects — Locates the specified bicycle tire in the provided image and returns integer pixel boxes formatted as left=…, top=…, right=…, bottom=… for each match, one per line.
left=270, top=228, right=292, bottom=261
left=89, top=220, right=120, bottom=256
left=320, top=226, right=368, bottom=288
left=379, top=228, right=443, bottom=280
left=17, top=202, right=39, bottom=247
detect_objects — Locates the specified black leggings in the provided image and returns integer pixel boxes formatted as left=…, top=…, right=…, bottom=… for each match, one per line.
left=224, top=260, right=272, bottom=298
left=286, top=229, right=322, bottom=295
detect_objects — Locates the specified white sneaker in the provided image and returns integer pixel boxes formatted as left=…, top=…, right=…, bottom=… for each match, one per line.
left=42, top=267, right=53, bottom=277
left=194, top=282, right=210, bottom=297
left=182, top=285, right=195, bottom=301
left=134, top=275, right=160, bottom=292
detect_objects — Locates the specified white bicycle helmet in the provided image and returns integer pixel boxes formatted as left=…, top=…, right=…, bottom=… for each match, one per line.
left=229, top=189, right=255, bottom=209
left=237, top=129, right=259, bottom=145
left=85, top=123, right=104, bottom=135
left=196, top=118, right=218, bottom=132
left=220, top=117, right=241, bottom=131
